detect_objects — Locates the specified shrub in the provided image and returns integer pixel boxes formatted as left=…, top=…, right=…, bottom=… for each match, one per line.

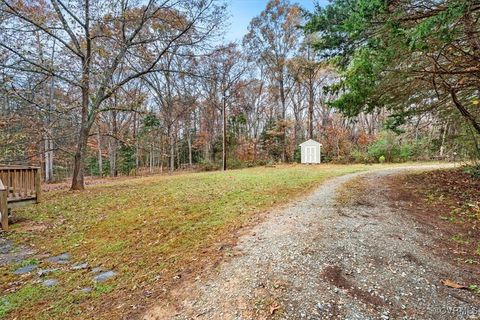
left=379, top=155, right=386, bottom=163
left=364, top=131, right=434, bottom=163
left=226, top=158, right=244, bottom=169
left=332, top=155, right=353, bottom=164
left=464, top=164, right=480, bottom=179
left=367, top=131, right=399, bottom=162
left=351, top=149, right=374, bottom=163
left=399, top=143, right=413, bottom=162
left=293, top=146, right=301, bottom=163
left=85, top=156, right=110, bottom=176
left=321, top=154, right=333, bottom=163
left=244, top=159, right=268, bottom=167
left=198, top=160, right=220, bottom=171
left=118, top=144, right=136, bottom=175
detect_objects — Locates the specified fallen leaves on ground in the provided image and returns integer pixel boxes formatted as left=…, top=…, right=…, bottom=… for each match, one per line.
left=441, top=279, right=468, bottom=290
left=269, top=302, right=280, bottom=315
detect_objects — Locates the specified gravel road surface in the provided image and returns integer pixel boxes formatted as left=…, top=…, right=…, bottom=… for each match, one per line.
left=144, top=165, right=479, bottom=320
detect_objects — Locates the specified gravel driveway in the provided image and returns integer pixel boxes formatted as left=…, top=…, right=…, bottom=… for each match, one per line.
left=144, top=165, right=479, bottom=320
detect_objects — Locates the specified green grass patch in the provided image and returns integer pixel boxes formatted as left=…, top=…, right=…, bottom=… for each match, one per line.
left=0, top=285, right=46, bottom=318
left=469, top=284, right=480, bottom=296
left=451, top=234, right=470, bottom=245
left=10, top=258, right=39, bottom=272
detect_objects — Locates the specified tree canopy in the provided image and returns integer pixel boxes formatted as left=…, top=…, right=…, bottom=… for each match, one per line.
left=1, top=0, right=477, bottom=188
left=305, top=0, right=480, bottom=137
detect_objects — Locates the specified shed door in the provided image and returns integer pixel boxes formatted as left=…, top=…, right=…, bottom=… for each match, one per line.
left=306, top=146, right=316, bottom=163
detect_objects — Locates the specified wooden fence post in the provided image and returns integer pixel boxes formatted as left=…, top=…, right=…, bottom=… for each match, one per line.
left=34, top=168, right=41, bottom=203
left=0, top=179, right=8, bottom=231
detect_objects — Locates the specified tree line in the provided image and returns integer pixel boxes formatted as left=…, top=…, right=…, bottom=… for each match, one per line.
left=1, top=0, right=478, bottom=190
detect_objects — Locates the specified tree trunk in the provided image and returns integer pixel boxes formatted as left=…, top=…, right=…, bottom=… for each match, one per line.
left=70, top=80, right=90, bottom=190
left=450, top=89, right=480, bottom=135
left=149, top=144, right=153, bottom=173
left=48, top=138, right=53, bottom=180
left=187, top=130, right=193, bottom=168
left=176, top=134, right=180, bottom=169
left=414, top=116, right=422, bottom=141
left=97, top=129, right=103, bottom=176
left=468, top=126, right=480, bottom=159
left=308, top=78, right=314, bottom=140
left=307, top=46, right=315, bottom=140
left=133, top=112, right=139, bottom=169
left=109, top=109, right=118, bottom=177
left=70, top=0, right=91, bottom=190
left=279, top=76, right=287, bottom=162
left=71, top=124, right=89, bottom=190
left=293, top=107, right=301, bottom=147
left=45, top=39, right=56, bottom=183
left=44, top=135, right=53, bottom=182
left=439, top=121, right=448, bottom=157
left=169, top=129, right=175, bottom=172
left=170, top=143, right=175, bottom=172
left=222, top=95, right=227, bottom=171
left=160, top=141, right=164, bottom=173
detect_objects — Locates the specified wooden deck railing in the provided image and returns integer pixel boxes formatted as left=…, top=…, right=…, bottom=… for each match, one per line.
left=0, top=166, right=41, bottom=230
left=0, top=179, right=7, bottom=231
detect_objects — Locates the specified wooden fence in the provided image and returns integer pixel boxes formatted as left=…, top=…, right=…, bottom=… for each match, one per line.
left=0, top=166, right=41, bottom=230
left=0, top=179, right=7, bottom=232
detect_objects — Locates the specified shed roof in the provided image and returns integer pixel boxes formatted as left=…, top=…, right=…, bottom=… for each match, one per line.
left=299, top=139, right=322, bottom=146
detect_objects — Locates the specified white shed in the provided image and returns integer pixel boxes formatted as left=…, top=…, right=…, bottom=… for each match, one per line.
left=300, top=139, right=322, bottom=164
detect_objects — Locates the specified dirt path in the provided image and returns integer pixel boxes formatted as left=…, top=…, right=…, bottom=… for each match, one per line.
left=144, top=165, right=479, bottom=320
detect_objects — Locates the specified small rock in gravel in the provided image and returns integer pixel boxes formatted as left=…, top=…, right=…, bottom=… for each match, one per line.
left=78, top=287, right=92, bottom=293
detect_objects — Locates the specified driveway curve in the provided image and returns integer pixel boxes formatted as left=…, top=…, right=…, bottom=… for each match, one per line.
left=144, top=164, right=479, bottom=320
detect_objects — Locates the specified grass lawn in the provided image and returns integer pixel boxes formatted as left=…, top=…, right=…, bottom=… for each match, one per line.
left=0, top=163, right=414, bottom=319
